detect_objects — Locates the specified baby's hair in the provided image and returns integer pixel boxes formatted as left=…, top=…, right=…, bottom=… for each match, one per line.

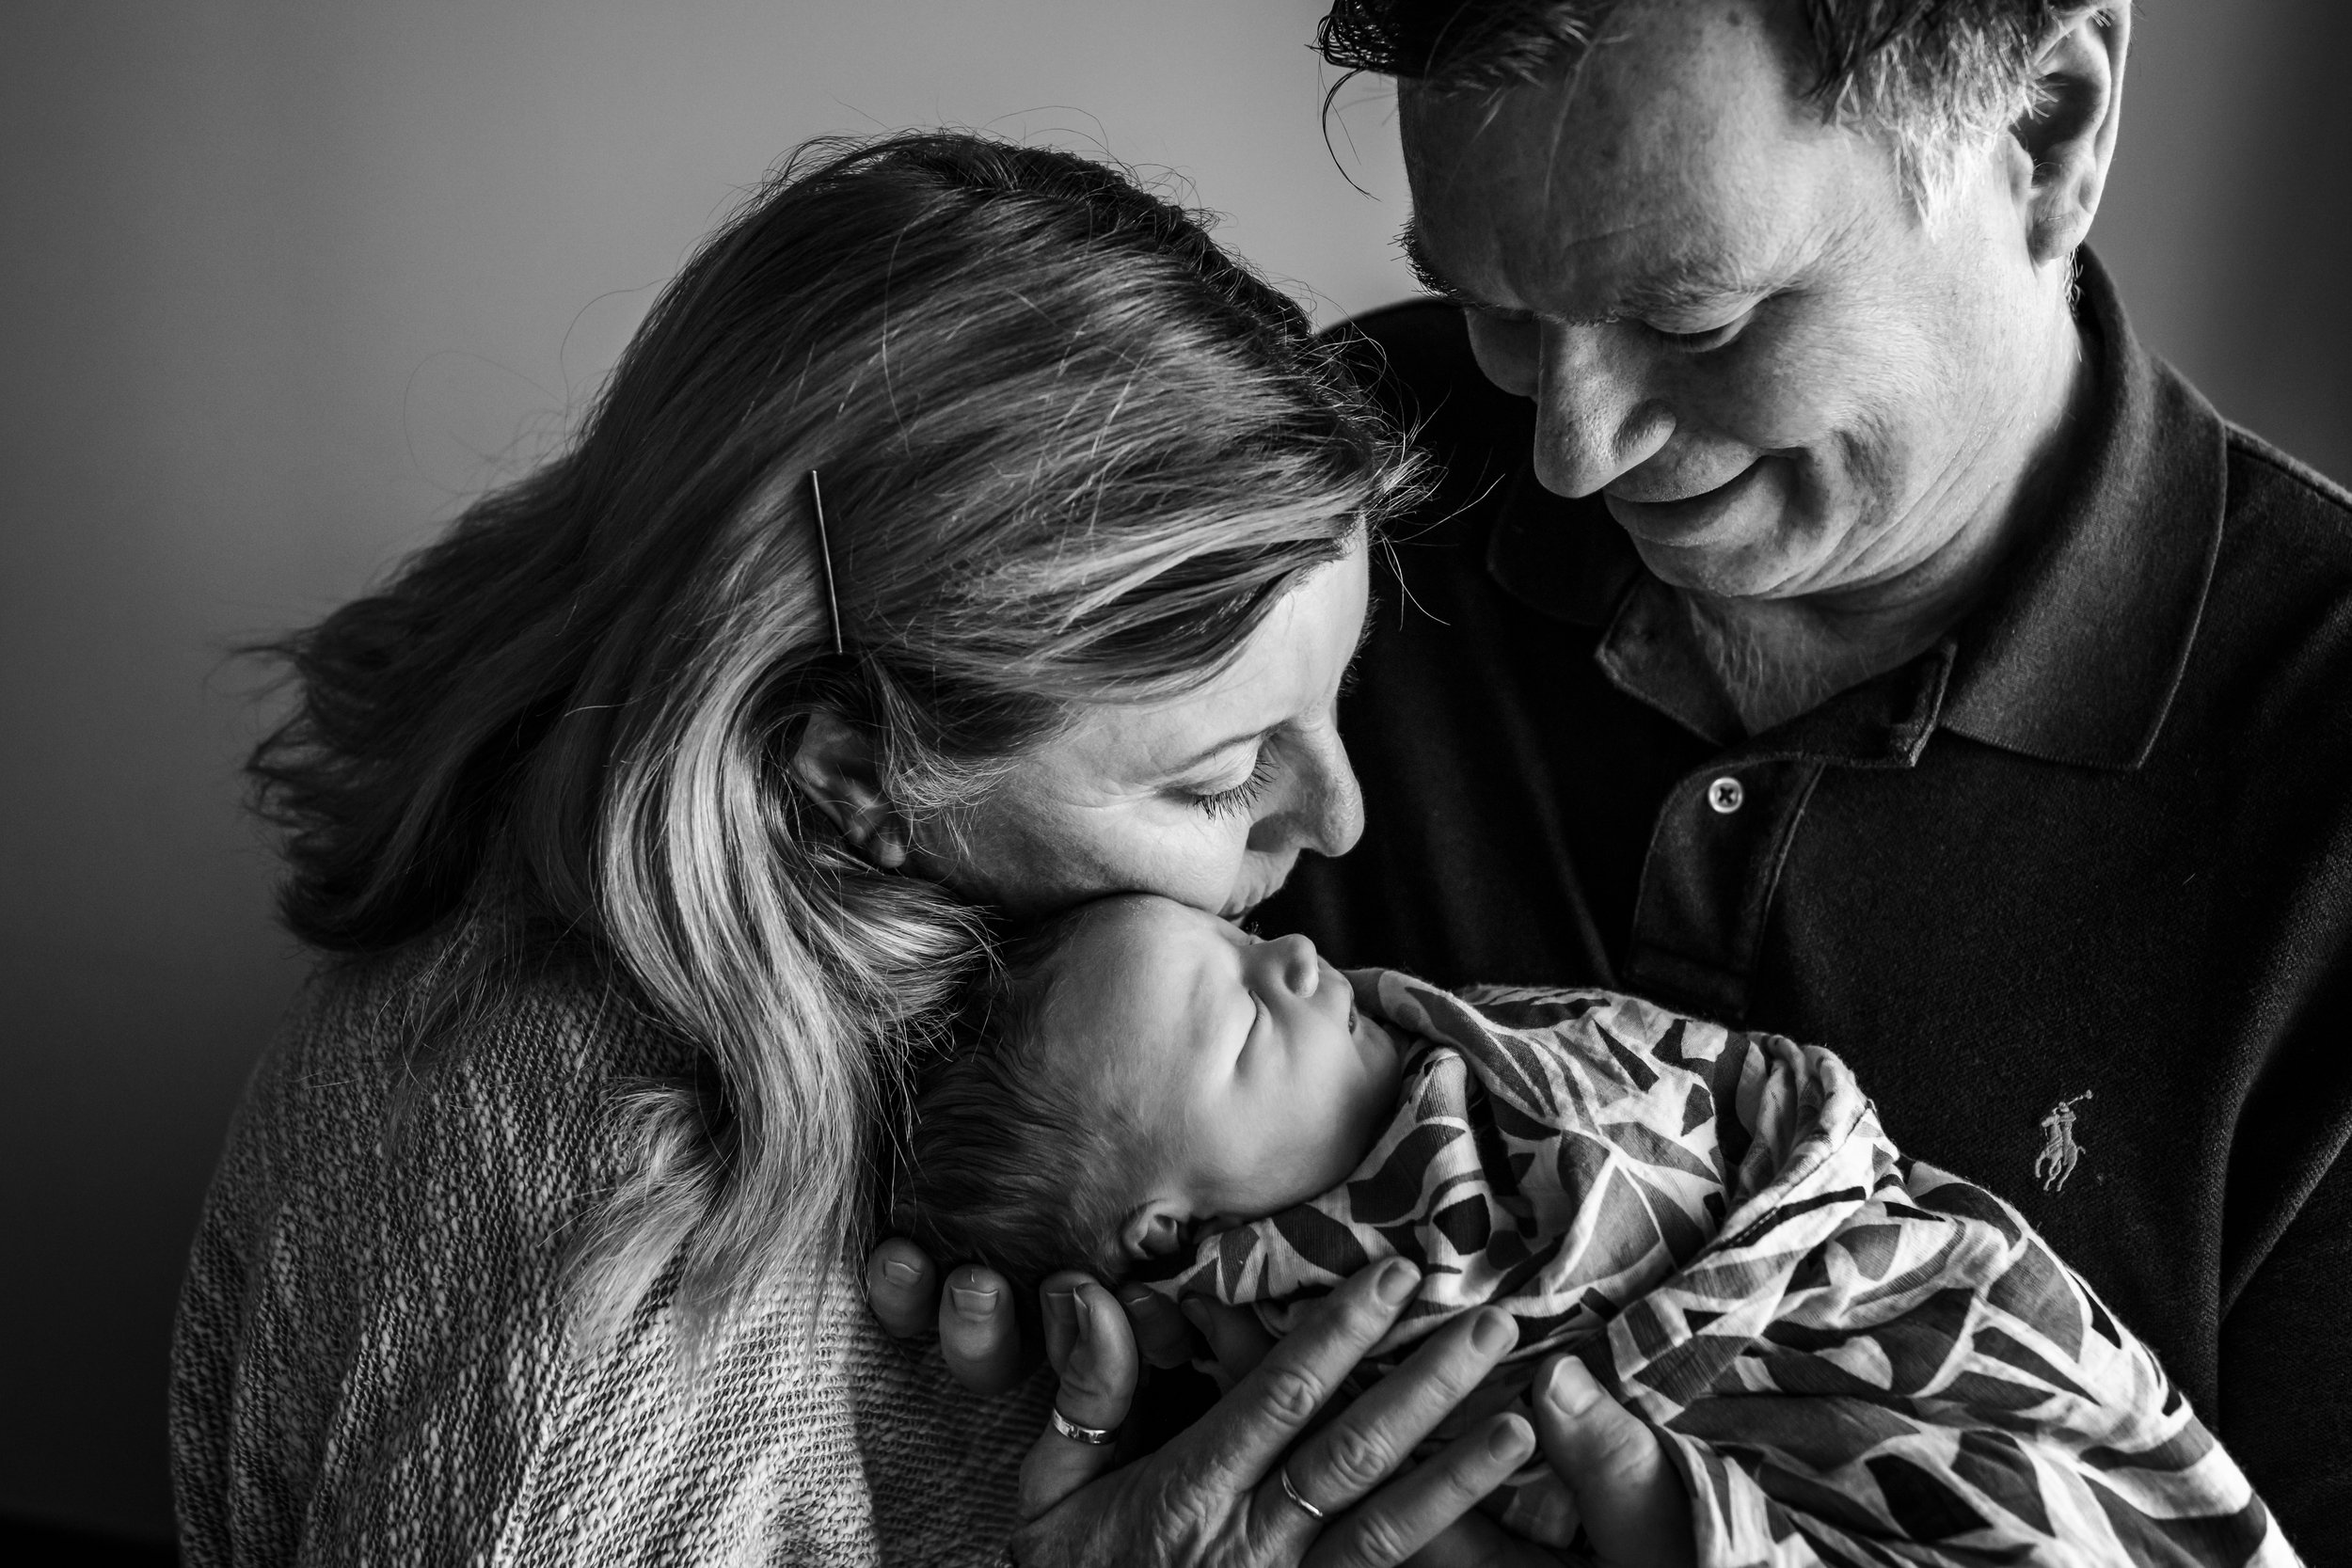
left=896, top=906, right=1143, bottom=1295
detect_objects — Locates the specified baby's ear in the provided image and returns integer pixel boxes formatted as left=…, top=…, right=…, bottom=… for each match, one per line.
left=1120, top=1201, right=1196, bottom=1263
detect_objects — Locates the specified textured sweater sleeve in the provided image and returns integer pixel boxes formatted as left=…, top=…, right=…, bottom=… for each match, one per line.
left=171, top=948, right=1049, bottom=1568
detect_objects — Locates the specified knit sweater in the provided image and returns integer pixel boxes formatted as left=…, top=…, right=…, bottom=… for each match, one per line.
left=170, top=943, right=1049, bottom=1566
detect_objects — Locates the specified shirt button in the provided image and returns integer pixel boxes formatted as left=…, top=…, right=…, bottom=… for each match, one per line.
left=1707, top=775, right=1745, bottom=815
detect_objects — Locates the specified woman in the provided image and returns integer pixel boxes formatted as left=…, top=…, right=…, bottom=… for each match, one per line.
left=173, top=133, right=1583, bottom=1566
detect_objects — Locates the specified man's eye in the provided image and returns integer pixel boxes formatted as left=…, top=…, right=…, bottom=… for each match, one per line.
left=1647, top=309, right=1753, bottom=351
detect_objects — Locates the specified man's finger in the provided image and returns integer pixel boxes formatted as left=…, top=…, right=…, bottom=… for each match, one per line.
left=1532, top=1356, right=1694, bottom=1568
left=938, top=1262, right=1030, bottom=1395
left=1275, top=1307, right=1518, bottom=1528
left=865, top=1238, right=938, bottom=1338
left=1175, top=1259, right=1421, bottom=1494
left=1300, top=1414, right=1537, bottom=1568
left=1019, top=1281, right=1140, bottom=1520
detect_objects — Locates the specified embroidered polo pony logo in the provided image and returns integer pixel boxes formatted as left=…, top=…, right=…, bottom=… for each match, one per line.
left=2035, top=1091, right=2093, bottom=1192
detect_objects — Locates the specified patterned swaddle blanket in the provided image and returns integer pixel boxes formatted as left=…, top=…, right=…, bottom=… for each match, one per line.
left=1147, top=973, right=2296, bottom=1567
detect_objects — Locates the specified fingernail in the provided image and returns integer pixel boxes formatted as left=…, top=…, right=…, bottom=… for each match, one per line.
left=1545, top=1356, right=1603, bottom=1415
left=1470, top=1308, right=1516, bottom=1354
left=1043, top=1287, right=1077, bottom=1331
left=950, top=1284, right=999, bottom=1317
left=1487, top=1416, right=1534, bottom=1462
left=1376, top=1259, right=1420, bottom=1305
left=881, top=1259, right=922, bottom=1286
left=1115, top=1283, right=1155, bottom=1309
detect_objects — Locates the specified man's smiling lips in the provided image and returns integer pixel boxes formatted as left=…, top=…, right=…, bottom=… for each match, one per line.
left=1603, top=455, right=1771, bottom=544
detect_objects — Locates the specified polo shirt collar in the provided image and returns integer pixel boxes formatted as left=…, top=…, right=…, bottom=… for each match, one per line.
left=1484, top=250, right=2227, bottom=771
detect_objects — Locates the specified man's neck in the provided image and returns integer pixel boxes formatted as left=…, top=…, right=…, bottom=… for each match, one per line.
left=1679, top=319, right=2094, bottom=737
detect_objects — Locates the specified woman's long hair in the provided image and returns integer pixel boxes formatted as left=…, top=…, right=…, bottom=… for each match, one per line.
left=248, top=132, right=1422, bottom=1351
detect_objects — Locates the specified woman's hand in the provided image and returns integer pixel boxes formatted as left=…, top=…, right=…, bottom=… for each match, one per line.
left=866, top=1232, right=1205, bottom=1389
left=1012, top=1259, right=1538, bottom=1567
left=1529, top=1356, right=1695, bottom=1568
left=866, top=1238, right=1032, bottom=1392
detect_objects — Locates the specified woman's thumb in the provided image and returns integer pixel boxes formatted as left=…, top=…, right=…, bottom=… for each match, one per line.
left=1018, top=1278, right=1138, bottom=1520
left=1533, top=1355, right=1695, bottom=1568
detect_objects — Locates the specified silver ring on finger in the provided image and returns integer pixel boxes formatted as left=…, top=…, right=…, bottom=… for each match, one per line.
left=1278, top=1465, right=1328, bottom=1521
left=1050, top=1407, right=1119, bottom=1446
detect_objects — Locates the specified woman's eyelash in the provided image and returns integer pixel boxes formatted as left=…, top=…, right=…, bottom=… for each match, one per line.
left=1190, top=750, right=1278, bottom=818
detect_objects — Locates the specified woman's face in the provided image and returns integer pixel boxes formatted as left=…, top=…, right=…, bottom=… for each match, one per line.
left=916, top=540, right=1371, bottom=921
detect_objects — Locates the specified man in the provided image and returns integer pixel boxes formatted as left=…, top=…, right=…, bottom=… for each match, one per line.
left=1264, top=0, right=2352, bottom=1552
left=881, top=1, right=2352, bottom=1558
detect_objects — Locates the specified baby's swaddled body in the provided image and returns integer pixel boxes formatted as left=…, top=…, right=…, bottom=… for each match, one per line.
left=1149, top=972, right=2285, bottom=1567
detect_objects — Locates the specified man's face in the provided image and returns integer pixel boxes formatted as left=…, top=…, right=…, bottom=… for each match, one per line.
left=1400, top=0, right=2063, bottom=605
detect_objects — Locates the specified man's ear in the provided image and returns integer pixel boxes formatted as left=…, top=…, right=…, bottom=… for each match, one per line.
left=786, top=709, right=909, bottom=869
left=2014, top=4, right=2130, bottom=263
left=1120, top=1199, right=1197, bottom=1264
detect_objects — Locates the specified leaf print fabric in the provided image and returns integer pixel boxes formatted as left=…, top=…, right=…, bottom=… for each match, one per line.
left=1150, top=974, right=2297, bottom=1566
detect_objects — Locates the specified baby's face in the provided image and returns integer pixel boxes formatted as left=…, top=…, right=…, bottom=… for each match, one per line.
left=1046, top=895, right=1403, bottom=1261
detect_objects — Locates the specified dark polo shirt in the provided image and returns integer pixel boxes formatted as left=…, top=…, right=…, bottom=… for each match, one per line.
left=1263, top=258, right=2352, bottom=1547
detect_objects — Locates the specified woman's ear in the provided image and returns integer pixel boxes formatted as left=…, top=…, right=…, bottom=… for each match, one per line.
left=787, top=709, right=910, bottom=869
left=1120, top=1200, right=1197, bottom=1264
left=2013, top=4, right=2130, bottom=263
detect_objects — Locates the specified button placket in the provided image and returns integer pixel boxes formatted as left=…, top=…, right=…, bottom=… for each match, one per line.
left=1625, top=758, right=1825, bottom=1021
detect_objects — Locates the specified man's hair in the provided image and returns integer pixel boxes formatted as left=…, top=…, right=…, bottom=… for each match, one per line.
left=1319, top=0, right=2106, bottom=208
left=895, top=911, right=1142, bottom=1296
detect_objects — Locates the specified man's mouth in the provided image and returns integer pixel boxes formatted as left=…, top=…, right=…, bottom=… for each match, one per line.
left=1604, top=457, right=1772, bottom=544
left=1605, top=454, right=1762, bottom=508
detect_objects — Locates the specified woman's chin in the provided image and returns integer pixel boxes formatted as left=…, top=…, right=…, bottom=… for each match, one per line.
left=1221, top=853, right=1296, bottom=919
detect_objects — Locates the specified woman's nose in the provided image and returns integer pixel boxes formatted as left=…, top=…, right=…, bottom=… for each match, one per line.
left=1280, top=725, right=1363, bottom=861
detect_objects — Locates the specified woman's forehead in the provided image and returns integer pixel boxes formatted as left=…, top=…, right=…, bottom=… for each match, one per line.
left=1051, top=547, right=1371, bottom=778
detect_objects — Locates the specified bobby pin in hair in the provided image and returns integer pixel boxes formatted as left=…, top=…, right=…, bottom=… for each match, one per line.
left=805, top=468, right=846, bottom=657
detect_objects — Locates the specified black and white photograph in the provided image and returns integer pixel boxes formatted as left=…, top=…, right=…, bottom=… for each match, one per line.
left=6, top=2, right=2350, bottom=1562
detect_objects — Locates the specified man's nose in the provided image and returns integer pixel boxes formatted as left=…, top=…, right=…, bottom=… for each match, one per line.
left=1532, top=322, right=1674, bottom=499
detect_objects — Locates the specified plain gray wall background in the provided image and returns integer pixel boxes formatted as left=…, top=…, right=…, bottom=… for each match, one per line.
left=4, top=0, right=2345, bottom=1541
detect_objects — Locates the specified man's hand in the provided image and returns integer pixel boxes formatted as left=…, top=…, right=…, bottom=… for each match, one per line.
left=1013, top=1259, right=1538, bottom=1567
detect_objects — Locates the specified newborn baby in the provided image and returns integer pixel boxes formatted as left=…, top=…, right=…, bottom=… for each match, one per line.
left=901, top=895, right=2293, bottom=1567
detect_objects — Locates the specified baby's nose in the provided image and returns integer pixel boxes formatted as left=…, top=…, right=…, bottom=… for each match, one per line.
left=1267, top=932, right=1321, bottom=996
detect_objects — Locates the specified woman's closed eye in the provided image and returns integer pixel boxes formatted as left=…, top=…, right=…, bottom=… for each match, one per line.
left=1186, top=747, right=1278, bottom=819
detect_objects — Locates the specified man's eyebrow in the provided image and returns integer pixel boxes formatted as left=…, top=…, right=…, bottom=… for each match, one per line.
left=1611, top=262, right=1766, bottom=318
left=1400, top=225, right=1492, bottom=310
left=1401, top=223, right=1765, bottom=322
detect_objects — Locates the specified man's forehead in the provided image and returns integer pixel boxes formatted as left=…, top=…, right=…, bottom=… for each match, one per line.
left=1397, top=0, right=1833, bottom=312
